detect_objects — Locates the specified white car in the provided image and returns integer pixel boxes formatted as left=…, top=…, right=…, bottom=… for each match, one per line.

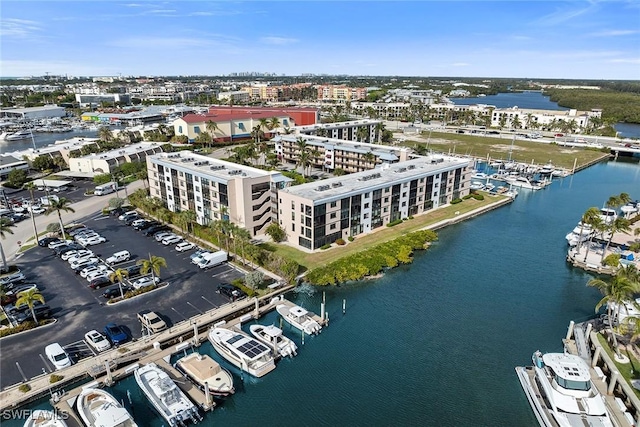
left=31, top=206, right=46, bottom=214
left=131, top=276, right=160, bottom=289
left=175, top=241, right=195, bottom=252
left=84, top=330, right=111, bottom=353
left=86, top=270, right=112, bottom=282
left=118, top=211, right=138, bottom=221
left=154, top=232, right=173, bottom=242
left=75, top=232, right=100, bottom=241
left=60, top=250, right=79, bottom=261
left=80, top=264, right=109, bottom=279
left=48, top=239, right=72, bottom=249
left=70, top=257, right=99, bottom=270
left=131, top=218, right=147, bottom=228
left=45, top=343, right=72, bottom=370
left=78, top=235, right=107, bottom=246
left=67, top=250, right=94, bottom=264
left=162, top=235, right=182, bottom=246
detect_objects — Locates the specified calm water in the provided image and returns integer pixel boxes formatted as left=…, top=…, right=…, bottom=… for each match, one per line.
left=449, top=91, right=568, bottom=111
left=0, top=129, right=99, bottom=155
left=5, top=160, right=640, bottom=426
left=615, top=123, right=640, bottom=139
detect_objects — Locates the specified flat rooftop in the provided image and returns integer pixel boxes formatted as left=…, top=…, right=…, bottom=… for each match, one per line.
left=275, top=134, right=409, bottom=158
left=150, top=151, right=272, bottom=180
left=281, top=155, right=470, bottom=202
left=294, top=119, right=381, bottom=131
left=77, top=142, right=161, bottom=161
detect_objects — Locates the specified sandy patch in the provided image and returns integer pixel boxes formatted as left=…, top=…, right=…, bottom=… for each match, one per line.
left=559, top=149, right=580, bottom=154
left=489, top=144, right=528, bottom=151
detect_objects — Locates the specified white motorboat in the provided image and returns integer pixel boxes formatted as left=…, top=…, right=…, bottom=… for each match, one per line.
left=515, top=351, right=613, bottom=427
left=134, top=363, right=201, bottom=427
left=599, top=208, right=617, bottom=224
left=250, top=324, right=298, bottom=359
left=469, top=181, right=485, bottom=191
left=174, top=352, right=235, bottom=397
left=208, top=327, right=276, bottom=378
left=539, top=162, right=555, bottom=175
left=276, top=304, right=322, bottom=335
left=5, top=130, right=33, bottom=141
left=607, top=298, right=640, bottom=326
left=565, top=222, right=594, bottom=246
left=76, top=387, right=138, bottom=427
left=504, top=176, right=542, bottom=191
left=471, top=171, right=489, bottom=180
left=23, top=410, right=68, bottom=427
left=620, top=201, right=639, bottom=218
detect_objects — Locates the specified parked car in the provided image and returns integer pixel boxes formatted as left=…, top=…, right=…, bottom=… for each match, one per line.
left=66, top=250, right=94, bottom=263
left=105, top=250, right=130, bottom=265
left=87, top=270, right=113, bottom=282
left=78, top=235, right=107, bottom=246
left=74, top=232, right=100, bottom=242
left=70, top=257, right=99, bottom=271
left=124, top=215, right=142, bottom=226
left=122, top=264, right=142, bottom=278
left=6, top=283, right=39, bottom=296
left=175, top=241, right=195, bottom=252
left=118, top=211, right=138, bottom=221
left=45, top=343, right=72, bottom=370
left=554, top=133, right=564, bottom=137
left=0, top=272, right=26, bottom=289
left=162, top=235, right=182, bottom=246
left=191, top=251, right=210, bottom=265
left=5, top=300, right=46, bottom=316
left=216, top=283, right=247, bottom=302
left=80, top=264, right=109, bottom=279
left=55, top=244, right=84, bottom=256
left=104, top=323, right=129, bottom=345
left=30, top=206, right=46, bottom=215
left=137, top=310, right=167, bottom=334
left=102, top=285, right=131, bottom=299
left=131, top=276, right=160, bottom=289
left=189, top=248, right=207, bottom=261
left=143, top=225, right=168, bottom=236
left=131, top=218, right=148, bottom=228
left=12, top=304, right=52, bottom=324
left=84, top=330, right=111, bottom=352
left=138, top=221, right=159, bottom=231
left=89, top=276, right=112, bottom=289
left=109, top=207, right=126, bottom=217
left=68, top=227, right=89, bottom=237
left=154, top=232, right=173, bottom=242
left=38, top=237, right=59, bottom=247
left=48, top=239, right=73, bottom=250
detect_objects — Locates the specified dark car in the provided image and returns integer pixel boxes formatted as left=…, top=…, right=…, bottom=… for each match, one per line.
left=89, top=276, right=112, bottom=289
left=102, top=285, right=131, bottom=299
left=38, top=237, right=59, bottom=247
left=110, top=207, right=132, bottom=217
left=137, top=221, right=159, bottom=231
left=216, top=283, right=247, bottom=301
left=123, top=264, right=142, bottom=278
left=0, top=272, right=26, bottom=289
left=124, top=215, right=141, bottom=226
left=55, top=244, right=83, bottom=256
left=71, top=260, right=99, bottom=273
left=5, top=300, right=45, bottom=316
left=143, top=225, right=169, bottom=236
left=104, top=323, right=129, bottom=345
left=11, top=304, right=52, bottom=324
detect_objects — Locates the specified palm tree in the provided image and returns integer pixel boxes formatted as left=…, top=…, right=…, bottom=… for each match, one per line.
left=23, top=182, right=39, bottom=245
left=44, top=197, right=75, bottom=240
left=588, top=273, right=638, bottom=358
left=582, top=215, right=605, bottom=262
left=109, top=268, right=129, bottom=299
left=356, top=126, right=368, bottom=143
left=15, top=288, right=45, bottom=324
left=524, top=113, right=534, bottom=130
left=0, top=218, right=14, bottom=272
left=179, top=210, right=197, bottom=234
left=258, top=118, right=269, bottom=136
left=137, top=255, right=167, bottom=284
left=98, top=126, right=113, bottom=142
left=234, top=227, right=251, bottom=266
left=268, top=117, right=281, bottom=134
left=363, top=151, right=376, bottom=168
left=600, top=217, right=631, bottom=263
left=576, top=207, right=600, bottom=251
left=511, top=116, right=522, bottom=130
left=205, top=120, right=219, bottom=148
left=374, top=122, right=385, bottom=144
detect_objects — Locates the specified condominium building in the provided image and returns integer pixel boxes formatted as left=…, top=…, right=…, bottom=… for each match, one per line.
left=278, top=155, right=472, bottom=250
left=490, top=107, right=601, bottom=130
left=351, top=102, right=412, bottom=119
left=317, top=85, right=367, bottom=102
left=69, top=142, right=164, bottom=176
left=273, top=134, right=410, bottom=174
left=293, top=119, right=382, bottom=142
left=146, top=151, right=292, bottom=236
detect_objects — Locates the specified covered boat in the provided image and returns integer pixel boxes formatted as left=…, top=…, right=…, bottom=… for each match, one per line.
left=174, top=352, right=234, bottom=397
left=76, top=387, right=137, bottom=427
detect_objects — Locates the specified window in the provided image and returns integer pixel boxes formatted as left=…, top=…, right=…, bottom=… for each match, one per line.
left=383, top=207, right=388, bottom=212
left=364, top=213, right=369, bottom=219
left=330, top=201, right=337, bottom=208
left=178, top=125, right=183, bottom=133
left=194, top=126, right=201, bottom=134
left=364, top=203, right=369, bottom=209
left=291, top=201, right=295, bottom=210
left=292, top=212, right=295, bottom=220
left=364, top=192, right=370, bottom=198
left=330, top=212, right=337, bottom=219
left=384, top=197, right=389, bottom=203
left=292, top=224, right=295, bottom=232
left=402, top=192, right=406, bottom=197
left=196, top=196, right=201, bottom=202
left=330, top=224, right=336, bottom=230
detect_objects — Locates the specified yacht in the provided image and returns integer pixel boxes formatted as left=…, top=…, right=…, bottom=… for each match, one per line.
left=4, top=130, right=33, bottom=141
left=23, top=410, right=68, bottom=427
left=504, top=176, right=542, bottom=191
left=76, top=387, right=138, bottom=427
left=565, top=222, right=594, bottom=246
left=539, top=162, right=555, bottom=175
left=276, top=304, right=322, bottom=335
left=471, top=171, right=489, bottom=180
left=208, top=327, right=276, bottom=378
left=134, top=363, right=201, bottom=427
left=174, top=352, right=235, bottom=397
left=250, top=324, right=298, bottom=359
left=516, top=351, right=614, bottom=427
left=469, top=181, right=485, bottom=191
left=599, top=208, right=617, bottom=224
left=620, top=201, right=639, bottom=218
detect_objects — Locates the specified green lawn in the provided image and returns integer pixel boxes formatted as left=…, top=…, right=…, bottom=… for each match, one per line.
left=597, top=333, right=640, bottom=399
left=402, top=131, right=610, bottom=170
left=261, top=194, right=507, bottom=271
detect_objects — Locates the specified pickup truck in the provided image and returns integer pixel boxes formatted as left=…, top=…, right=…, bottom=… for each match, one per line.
left=137, top=310, right=167, bottom=334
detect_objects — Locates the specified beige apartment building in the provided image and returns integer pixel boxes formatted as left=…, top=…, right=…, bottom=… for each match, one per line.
left=317, top=85, right=367, bottom=102
left=293, top=119, right=382, bottom=142
left=273, top=134, right=411, bottom=174
left=278, top=155, right=472, bottom=251
left=70, top=142, right=163, bottom=176
left=146, top=151, right=292, bottom=236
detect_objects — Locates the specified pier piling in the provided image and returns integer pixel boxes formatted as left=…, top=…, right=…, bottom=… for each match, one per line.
left=342, top=299, right=346, bottom=315
left=608, top=370, right=620, bottom=395
left=566, top=320, right=575, bottom=341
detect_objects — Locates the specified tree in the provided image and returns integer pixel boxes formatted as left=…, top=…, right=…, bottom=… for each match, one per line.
left=23, top=182, right=39, bottom=246
left=374, top=122, right=386, bottom=144
left=234, top=227, right=251, bottom=266
left=205, top=120, right=219, bottom=148
left=582, top=215, right=605, bottom=262
left=0, top=218, right=14, bottom=272
left=588, top=273, right=638, bottom=358
left=511, top=116, right=522, bottom=130
left=266, top=222, right=286, bottom=242
left=363, top=151, right=376, bottom=167
left=44, top=197, right=75, bottom=240
left=7, top=169, right=28, bottom=188
left=356, top=126, right=369, bottom=142
left=178, top=210, right=196, bottom=234
left=108, top=197, right=125, bottom=209
left=498, top=115, right=507, bottom=131
left=600, top=217, right=631, bottom=263
left=268, top=117, right=281, bottom=134
left=98, top=126, right=113, bottom=142
left=15, top=288, right=45, bottom=324
left=109, top=268, right=129, bottom=300
left=32, top=156, right=55, bottom=172
left=245, top=271, right=264, bottom=291
left=576, top=207, right=600, bottom=251
left=137, top=255, right=167, bottom=284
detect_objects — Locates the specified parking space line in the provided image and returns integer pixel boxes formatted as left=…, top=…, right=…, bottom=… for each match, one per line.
left=39, top=354, right=52, bottom=373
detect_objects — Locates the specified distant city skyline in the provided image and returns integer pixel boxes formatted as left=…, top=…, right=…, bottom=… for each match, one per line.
left=1, top=1, right=639, bottom=80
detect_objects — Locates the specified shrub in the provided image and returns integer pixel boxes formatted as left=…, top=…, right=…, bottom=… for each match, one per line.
left=387, top=219, right=403, bottom=227
left=49, top=374, right=63, bottom=383
left=0, top=320, right=38, bottom=338
left=18, top=384, right=31, bottom=393
left=348, top=236, right=354, bottom=242
left=463, top=194, right=473, bottom=200
left=451, top=198, right=462, bottom=204
left=320, top=244, right=331, bottom=250
left=335, top=238, right=346, bottom=246
left=602, top=253, right=621, bottom=268
left=472, top=193, right=484, bottom=201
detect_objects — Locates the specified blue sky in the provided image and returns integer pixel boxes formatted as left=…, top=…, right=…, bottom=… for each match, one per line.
left=1, top=1, right=639, bottom=79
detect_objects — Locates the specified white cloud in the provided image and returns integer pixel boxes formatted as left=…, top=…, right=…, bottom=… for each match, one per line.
left=0, top=18, right=41, bottom=38
left=607, top=58, right=640, bottom=64
left=260, top=36, right=299, bottom=45
left=534, top=2, right=599, bottom=26
left=451, top=62, right=470, bottom=67
left=589, top=29, right=640, bottom=37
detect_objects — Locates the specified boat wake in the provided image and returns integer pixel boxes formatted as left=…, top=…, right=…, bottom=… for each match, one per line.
left=292, top=283, right=316, bottom=297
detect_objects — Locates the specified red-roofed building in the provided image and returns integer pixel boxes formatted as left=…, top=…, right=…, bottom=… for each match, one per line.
left=173, top=106, right=319, bottom=142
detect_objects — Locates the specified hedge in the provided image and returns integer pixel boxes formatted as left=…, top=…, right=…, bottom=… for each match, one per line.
left=386, top=219, right=403, bottom=227
left=304, top=229, right=438, bottom=286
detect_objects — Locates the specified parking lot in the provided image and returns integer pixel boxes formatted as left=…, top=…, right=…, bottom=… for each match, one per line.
left=0, top=208, right=244, bottom=389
